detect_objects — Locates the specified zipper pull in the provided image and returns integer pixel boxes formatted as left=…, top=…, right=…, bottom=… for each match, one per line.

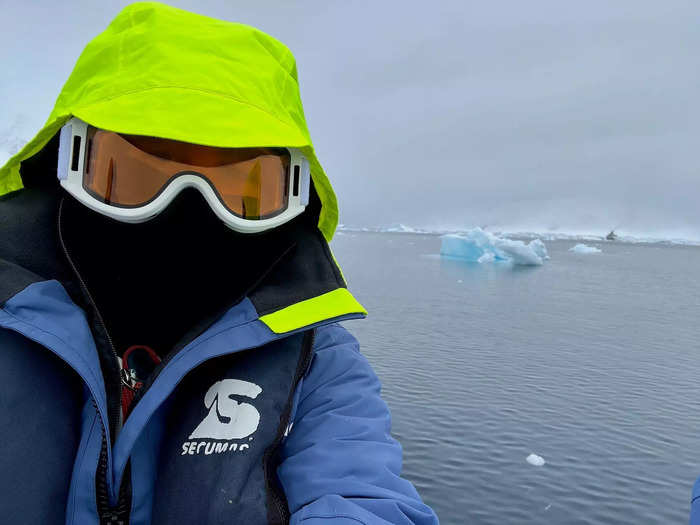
left=120, top=367, right=136, bottom=390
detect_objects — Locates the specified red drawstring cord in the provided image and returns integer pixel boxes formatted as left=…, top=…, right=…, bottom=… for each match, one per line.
left=121, top=345, right=161, bottom=420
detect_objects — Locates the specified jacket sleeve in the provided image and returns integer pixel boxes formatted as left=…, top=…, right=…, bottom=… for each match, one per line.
left=277, top=323, right=439, bottom=525
left=691, top=477, right=700, bottom=524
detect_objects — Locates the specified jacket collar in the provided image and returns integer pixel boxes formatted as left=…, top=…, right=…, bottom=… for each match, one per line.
left=0, top=180, right=365, bottom=341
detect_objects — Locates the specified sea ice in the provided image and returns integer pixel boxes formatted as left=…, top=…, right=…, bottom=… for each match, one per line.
left=440, top=228, right=549, bottom=266
left=526, top=453, right=545, bottom=466
left=381, top=223, right=423, bottom=233
left=569, top=243, right=602, bottom=254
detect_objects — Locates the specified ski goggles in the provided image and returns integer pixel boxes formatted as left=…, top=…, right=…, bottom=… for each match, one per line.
left=57, top=118, right=310, bottom=233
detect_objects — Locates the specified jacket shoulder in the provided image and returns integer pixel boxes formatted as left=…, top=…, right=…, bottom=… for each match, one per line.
left=312, top=322, right=360, bottom=354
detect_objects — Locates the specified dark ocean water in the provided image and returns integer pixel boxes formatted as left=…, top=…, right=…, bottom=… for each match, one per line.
left=331, top=232, right=700, bottom=525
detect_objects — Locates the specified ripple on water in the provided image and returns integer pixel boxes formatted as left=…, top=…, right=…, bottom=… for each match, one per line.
left=332, top=235, right=700, bottom=524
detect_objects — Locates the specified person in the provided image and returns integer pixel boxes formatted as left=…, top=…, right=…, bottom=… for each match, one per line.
left=0, top=3, right=439, bottom=525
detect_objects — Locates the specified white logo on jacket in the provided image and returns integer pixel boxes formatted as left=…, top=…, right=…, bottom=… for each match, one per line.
left=181, top=379, right=262, bottom=456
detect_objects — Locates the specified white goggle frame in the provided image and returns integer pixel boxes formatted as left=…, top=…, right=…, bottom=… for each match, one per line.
left=57, top=117, right=311, bottom=234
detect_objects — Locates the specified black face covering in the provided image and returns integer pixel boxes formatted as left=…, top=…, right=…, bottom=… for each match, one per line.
left=58, top=187, right=299, bottom=357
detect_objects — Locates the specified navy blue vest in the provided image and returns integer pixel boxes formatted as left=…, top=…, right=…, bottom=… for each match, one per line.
left=152, top=331, right=313, bottom=524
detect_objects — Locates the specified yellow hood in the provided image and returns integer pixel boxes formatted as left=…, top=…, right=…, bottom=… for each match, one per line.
left=0, top=1, right=339, bottom=240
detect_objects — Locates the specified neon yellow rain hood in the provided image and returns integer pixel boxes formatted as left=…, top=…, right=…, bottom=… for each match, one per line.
left=0, top=1, right=366, bottom=333
left=0, top=1, right=338, bottom=241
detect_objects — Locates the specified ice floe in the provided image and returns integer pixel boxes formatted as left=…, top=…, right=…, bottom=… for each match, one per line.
left=381, top=223, right=427, bottom=234
left=526, top=453, right=546, bottom=466
left=440, top=228, right=549, bottom=266
left=569, top=243, right=602, bottom=254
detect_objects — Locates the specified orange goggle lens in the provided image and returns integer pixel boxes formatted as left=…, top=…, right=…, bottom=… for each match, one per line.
left=83, top=129, right=290, bottom=220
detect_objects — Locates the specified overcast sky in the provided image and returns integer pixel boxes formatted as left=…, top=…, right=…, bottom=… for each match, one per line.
left=2, top=0, right=699, bottom=239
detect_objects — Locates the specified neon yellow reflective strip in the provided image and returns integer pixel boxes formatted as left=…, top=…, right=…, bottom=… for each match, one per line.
left=259, top=288, right=367, bottom=334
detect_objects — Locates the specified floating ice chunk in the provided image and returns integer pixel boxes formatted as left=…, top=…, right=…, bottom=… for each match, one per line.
left=528, top=238, right=549, bottom=260
left=526, top=453, right=545, bottom=466
left=569, top=243, right=602, bottom=254
left=440, top=228, right=548, bottom=266
left=496, top=240, right=546, bottom=266
left=441, top=229, right=499, bottom=262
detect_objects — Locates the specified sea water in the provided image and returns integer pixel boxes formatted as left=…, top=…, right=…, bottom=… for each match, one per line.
left=331, top=232, right=700, bottom=525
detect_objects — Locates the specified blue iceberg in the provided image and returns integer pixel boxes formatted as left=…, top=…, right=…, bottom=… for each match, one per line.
left=440, top=228, right=549, bottom=266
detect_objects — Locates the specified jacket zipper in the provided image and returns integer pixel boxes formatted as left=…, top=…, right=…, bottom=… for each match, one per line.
left=58, top=198, right=121, bottom=428
left=58, top=198, right=130, bottom=523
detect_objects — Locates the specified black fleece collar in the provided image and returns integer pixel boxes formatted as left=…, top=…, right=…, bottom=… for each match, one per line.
left=0, top=159, right=345, bottom=359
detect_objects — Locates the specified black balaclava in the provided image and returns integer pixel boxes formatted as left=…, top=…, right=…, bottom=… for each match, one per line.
left=3, top=134, right=320, bottom=360
left=58, top=186, right=302, bottom=358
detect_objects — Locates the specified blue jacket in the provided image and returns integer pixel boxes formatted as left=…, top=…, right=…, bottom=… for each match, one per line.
left=0, top=186, right=439, bottom=525
left=0, top=280, right=437, bottom=525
